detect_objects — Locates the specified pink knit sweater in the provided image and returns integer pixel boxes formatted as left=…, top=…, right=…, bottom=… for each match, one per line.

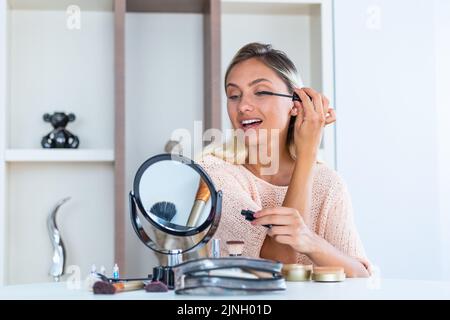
left=198, top=154, right=369, bottom=268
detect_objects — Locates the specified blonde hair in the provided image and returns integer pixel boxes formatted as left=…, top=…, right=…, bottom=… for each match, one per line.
left=199, top=43, right=302, bottom=164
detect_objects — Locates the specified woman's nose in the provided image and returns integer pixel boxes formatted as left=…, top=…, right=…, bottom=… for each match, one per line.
left=237, top=96, right=255, bottom=114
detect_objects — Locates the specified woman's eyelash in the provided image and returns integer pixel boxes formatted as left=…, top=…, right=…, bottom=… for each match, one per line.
left=228, top=91, right=270, bottom=99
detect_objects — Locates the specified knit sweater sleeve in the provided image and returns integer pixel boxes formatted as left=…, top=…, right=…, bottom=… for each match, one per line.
left=196, top=155, right=268, bottom=258
left=317, top=171, right=371, bottom=271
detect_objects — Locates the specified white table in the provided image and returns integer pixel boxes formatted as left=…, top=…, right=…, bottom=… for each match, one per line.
left=1, top=278, right=450, bottom=300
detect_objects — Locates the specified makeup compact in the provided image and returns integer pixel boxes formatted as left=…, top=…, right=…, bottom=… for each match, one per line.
left=282, top=264, right=313, bottom=282
left=312, top=267, right=346, bottom=282
left=129, top=153, right=286, bottom=295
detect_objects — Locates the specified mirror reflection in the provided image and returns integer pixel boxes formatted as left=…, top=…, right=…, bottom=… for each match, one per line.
left=138, top=160, right=212, bottom=232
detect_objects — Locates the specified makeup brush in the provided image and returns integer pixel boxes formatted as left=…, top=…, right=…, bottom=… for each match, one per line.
left=187, top=179, right=211, bottom=227
left=149, top=201, right=177, bottom=222
left=182, top=179, right=211, bottom=258
left=93, top=280, right=144, bottom=294
left=149, top=201, right=178, bottom=256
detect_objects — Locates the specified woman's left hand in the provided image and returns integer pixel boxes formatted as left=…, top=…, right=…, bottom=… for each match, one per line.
left=292, top=88, right=336, bottom=159
left=251, top=207, right=320, bottom=254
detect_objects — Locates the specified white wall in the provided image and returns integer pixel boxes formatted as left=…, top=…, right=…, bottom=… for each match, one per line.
left=7, top=163, right=114, bottom=284
left=434, top=0, right=450, bottom=280
left=8, top=10, right=114, bottom=149
left=0, top=0, right=8, bottom=285
left=125, top=13, right=204, bottom=277
left=334, top=0, right=446, bottom=280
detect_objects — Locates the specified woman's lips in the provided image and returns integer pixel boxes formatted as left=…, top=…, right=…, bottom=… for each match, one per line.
left=239, top=119, right=263, bottom=132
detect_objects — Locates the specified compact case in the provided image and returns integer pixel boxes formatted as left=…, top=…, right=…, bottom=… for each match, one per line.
left=173, top=257, right=286, bottom=295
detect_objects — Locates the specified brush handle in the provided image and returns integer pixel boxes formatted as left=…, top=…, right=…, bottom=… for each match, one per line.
left=186, top=179, right=211, bottom=227
left=195, top=179, right=211, bottom=202
left=113, top=281, right=145, bottom=292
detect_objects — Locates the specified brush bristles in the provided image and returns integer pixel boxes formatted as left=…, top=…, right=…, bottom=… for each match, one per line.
left=93, top=281, right=116, bottom=294
left=145, top=280, right=169, bottom=292
left=149, top=201, right=177, bottom=222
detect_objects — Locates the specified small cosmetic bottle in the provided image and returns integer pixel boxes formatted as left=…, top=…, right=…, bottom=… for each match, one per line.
left=113, top=263, right=120, bottom=280
left=211, top=239, right=221, bottom=258
left=85, top=264, right=99, bottom=291
left=100, top=266, right=106, bottom=275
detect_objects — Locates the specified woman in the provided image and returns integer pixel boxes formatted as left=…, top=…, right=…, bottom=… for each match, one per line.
left=198, top=43, right=370, bottom=277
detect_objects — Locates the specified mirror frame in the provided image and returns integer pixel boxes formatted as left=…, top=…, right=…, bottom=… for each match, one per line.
left=129, top=153, right=222, bottom=255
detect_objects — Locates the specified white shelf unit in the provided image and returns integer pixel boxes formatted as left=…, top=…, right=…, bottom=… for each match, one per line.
left=0, top=0, right=116, bottom=285
left=221, top=0, right=336, bottom=168
left=0, top=0, right=336, bottom=285
left=5, top=149, right=115, bottom=162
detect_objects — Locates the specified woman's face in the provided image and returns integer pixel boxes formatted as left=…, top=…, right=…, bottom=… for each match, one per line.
left=225, top=58, right=296, bottom=148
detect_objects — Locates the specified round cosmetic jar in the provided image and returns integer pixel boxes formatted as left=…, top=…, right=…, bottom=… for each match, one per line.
left=282, top=264, right=313, bottom=281
left=311, top=267, right=346, bottom=282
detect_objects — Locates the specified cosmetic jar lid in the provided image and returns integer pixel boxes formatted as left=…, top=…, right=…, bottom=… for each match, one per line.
left=311, top=267, right=346, bottom=282
left=282, top=264, right=313, bottom=281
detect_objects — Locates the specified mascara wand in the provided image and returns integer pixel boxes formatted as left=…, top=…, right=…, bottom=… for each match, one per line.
left=257, top=90, right=302, bottom=102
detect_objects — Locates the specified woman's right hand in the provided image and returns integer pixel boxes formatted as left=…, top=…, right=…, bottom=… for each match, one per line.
left=292, top=87, right=336, bottom=159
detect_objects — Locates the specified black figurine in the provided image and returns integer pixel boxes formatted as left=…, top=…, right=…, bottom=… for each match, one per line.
left=41, top=112, right=79, bottom=148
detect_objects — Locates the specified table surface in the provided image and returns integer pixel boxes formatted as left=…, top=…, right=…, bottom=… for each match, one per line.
left=1, top=278, right=450, bottom=300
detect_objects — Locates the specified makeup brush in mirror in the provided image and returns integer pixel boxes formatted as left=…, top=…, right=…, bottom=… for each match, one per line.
left=149, top=201, right=178, bottom=255
left=185, top=179, right=211, bottom=258
left=186, top=179, right=211, bottom=227
left=149, top=201, right=177, bottom=222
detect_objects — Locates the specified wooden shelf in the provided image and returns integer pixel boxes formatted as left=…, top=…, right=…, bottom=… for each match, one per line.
left=5, top=149, right=114, bottom=162
left=127, top=0, right=206, bottom=13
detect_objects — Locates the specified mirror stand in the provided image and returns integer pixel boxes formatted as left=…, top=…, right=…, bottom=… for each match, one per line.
left=168, top=249, right=183, bottom=266
left=129, top=153, right=222, bottom=290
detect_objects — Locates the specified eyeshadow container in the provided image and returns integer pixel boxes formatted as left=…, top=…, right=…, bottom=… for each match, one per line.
left=226, top=240, right=245, bottom=256
left=312, top=267, right=346, bottom=282
left=282, top=264, right=313, bottom=281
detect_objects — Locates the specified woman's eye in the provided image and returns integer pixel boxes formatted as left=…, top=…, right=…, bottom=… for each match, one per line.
left=255, top=91, right=269, bottom=96
left=228, top=95, right=240, bottom=100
